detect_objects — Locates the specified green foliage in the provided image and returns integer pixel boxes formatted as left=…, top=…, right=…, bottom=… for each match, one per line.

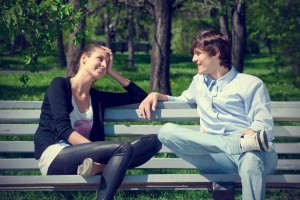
left=247, top=0, right=300, bottom=73
left=171, top=0, right=220, bottom=54
left=0, top=0, right=81, bottom=74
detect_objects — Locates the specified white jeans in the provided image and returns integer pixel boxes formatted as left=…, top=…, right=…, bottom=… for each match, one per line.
left=158, top=123, right=278, bottom=200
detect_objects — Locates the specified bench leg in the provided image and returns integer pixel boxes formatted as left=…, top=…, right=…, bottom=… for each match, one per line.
left=210, top=182, right=235, bottom=200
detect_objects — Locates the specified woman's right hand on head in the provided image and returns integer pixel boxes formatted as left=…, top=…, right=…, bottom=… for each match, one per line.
left=101, top=46, right=113, bottom=74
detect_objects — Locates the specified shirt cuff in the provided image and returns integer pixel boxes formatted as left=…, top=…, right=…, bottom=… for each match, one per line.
left=167, top=95, right=175, bottom=101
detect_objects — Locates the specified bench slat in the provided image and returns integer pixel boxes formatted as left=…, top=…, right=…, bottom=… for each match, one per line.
left=1, top=124, right=300, bottom=138
left=0, top=109, right=200, bottom=123
left=1, top=141, right=299, bottom=154
left=1, top=101, right=300, bottom=123
left=0, top=101, right=201, bottom=110
left=0, top=101, right=42, bottom=109
left=0, top=174, right=299, bottom=191
left=0, top=110, right=41, bottom=123
left=1, top=101, right=299, bottom=109
left=0, top=158, right=299, bottom=171
left=0, top=124, right=38, bottom=136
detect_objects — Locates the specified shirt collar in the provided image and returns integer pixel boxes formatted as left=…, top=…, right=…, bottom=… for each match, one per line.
left=203, top=66, right=237, bottom=91
left=203, top=74, right=215, bottom=91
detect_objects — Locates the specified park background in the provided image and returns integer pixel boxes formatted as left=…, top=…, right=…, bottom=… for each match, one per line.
left=0, top=0, right=300, bottom=199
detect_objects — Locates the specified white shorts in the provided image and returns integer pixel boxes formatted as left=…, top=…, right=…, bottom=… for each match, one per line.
left=38, top=140, right=70, bottom=175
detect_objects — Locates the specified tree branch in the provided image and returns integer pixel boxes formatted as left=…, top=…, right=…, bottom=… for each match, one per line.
left=173, top=0, right=188, bottom=10
left=83, top=0, right=110, bottom=17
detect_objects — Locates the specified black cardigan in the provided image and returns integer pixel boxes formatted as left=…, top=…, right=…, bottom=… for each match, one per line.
left=34, top=77, right=147, bottom=159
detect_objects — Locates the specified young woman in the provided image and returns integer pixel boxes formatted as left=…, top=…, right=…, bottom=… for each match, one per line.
left=34, top=44, right=161, bottom=200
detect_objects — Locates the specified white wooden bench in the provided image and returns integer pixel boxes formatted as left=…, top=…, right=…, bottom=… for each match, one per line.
left=0, top=100, right=300, bottom=199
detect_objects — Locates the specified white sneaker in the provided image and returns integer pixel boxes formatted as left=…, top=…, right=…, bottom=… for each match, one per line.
left=77, top=158, right=98, bottom=176
left=240, top=130, right=269, bottom=153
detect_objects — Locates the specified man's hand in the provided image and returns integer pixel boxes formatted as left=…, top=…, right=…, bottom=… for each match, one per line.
left=243, top=129, right=257, bottom=136
left=139, top=92, right=159, bottom=120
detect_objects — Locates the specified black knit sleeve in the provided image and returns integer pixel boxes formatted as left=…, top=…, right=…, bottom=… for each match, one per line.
left=93, top=81, right=148, bottom=108
left=47, top=77, right=74, bottom=140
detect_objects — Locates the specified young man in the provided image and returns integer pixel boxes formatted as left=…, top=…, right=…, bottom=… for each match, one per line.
left=139, top=29, right=278, bottom=200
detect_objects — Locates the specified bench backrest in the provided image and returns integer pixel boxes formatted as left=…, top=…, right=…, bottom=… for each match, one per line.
left=0, top=101, right=300, bottom=172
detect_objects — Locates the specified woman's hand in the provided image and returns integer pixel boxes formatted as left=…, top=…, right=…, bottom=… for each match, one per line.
left=102, top=46, right=113, bottom=75
left=100, top=46, right=131, bottom=87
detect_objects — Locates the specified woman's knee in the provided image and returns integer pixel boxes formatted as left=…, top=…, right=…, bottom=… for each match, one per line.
left=150, top=134, right=162, bottom=153
left=139, top=134, right=159, bottom=142
left=116, top=141, right=134, bottom=156
left=132, top=134, right=162, bottom=153
left=144, top=134, right=162, bottom=151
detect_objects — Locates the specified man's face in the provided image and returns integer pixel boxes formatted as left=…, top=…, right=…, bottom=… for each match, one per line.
left=192, top=48, right=220, bottom=79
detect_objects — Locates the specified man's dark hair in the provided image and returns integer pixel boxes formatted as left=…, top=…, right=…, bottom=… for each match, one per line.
left=190, top=29, right=231, bottom=68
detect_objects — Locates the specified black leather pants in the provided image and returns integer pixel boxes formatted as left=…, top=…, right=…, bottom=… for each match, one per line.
left=47, top=134, right=162, bottom=200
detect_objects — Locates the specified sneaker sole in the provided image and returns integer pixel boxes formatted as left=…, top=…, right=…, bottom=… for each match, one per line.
left=258, top=130, right=269, bottom=151
left=77, top=158, right=93, bottom=176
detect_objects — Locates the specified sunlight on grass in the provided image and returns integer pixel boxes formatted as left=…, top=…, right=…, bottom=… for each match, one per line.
left=1, top=52, right=300, bottom=100
left=0, top=52, right=300, bottom=199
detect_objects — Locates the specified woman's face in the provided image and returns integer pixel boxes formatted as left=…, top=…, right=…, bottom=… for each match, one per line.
left=82, top=47, right=110, bottom=80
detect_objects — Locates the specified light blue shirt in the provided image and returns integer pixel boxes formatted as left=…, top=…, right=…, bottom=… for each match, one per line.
left=168, top=67, right=275, bottom=141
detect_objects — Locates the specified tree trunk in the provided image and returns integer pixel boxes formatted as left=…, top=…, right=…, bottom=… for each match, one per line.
left=104, top=8, right=111, bottom=48
left=231, top=0, right=246, bottom=73
left=219, top=1, right=230, bottom=39
left=220, top=15, right=230, bottom=38
left=149, top=0, right=172, bottom=95
left=67, top=0, right=86, bottom=71
left=56, top=21, right=67, bottom=68
left=127, top=6, right=135, bottom=68
left=265, top=35, right=273, bottom=54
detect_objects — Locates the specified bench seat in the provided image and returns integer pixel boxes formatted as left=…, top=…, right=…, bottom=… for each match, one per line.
left=1, top=174, right=300, bottom=191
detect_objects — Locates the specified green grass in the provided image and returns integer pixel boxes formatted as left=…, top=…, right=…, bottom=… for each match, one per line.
left=0, top=52, right=299, bottom=100
left=0, top=52, right=300, bottom=199
left=1, top=189, right=300, bottom=200
left=244, top=53, right=300, bottom=101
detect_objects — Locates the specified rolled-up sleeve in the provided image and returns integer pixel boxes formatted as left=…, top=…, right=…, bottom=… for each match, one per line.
left=246, top=81, right=274, bottom=141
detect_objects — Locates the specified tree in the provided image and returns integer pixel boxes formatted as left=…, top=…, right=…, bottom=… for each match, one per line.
left=219, top=0, right=230, bottom=38
left=127, top=5, right=135, bottom=68
left=103, top=8, right=112, bottom=48
left=247, top=0, right=300, bottom=74
left=56, top=20, right=67, bottom=68
left=0, top=0, right=81, bottom=73
left=105, top=1, right=145, bottom=68
left=67, top=0, right=87, bottom=71
left=146, top=0, right=173, bottom=94
left=231, top=0, right=246, bottom=72
left=172, top=0, right=220, bottom=54
left=66, top=0, right=111, bottom=70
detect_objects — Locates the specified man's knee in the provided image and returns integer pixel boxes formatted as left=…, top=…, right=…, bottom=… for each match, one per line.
left=239, top=152, right=264, bottom=176
left=158, top=123, right=176, bottom=141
